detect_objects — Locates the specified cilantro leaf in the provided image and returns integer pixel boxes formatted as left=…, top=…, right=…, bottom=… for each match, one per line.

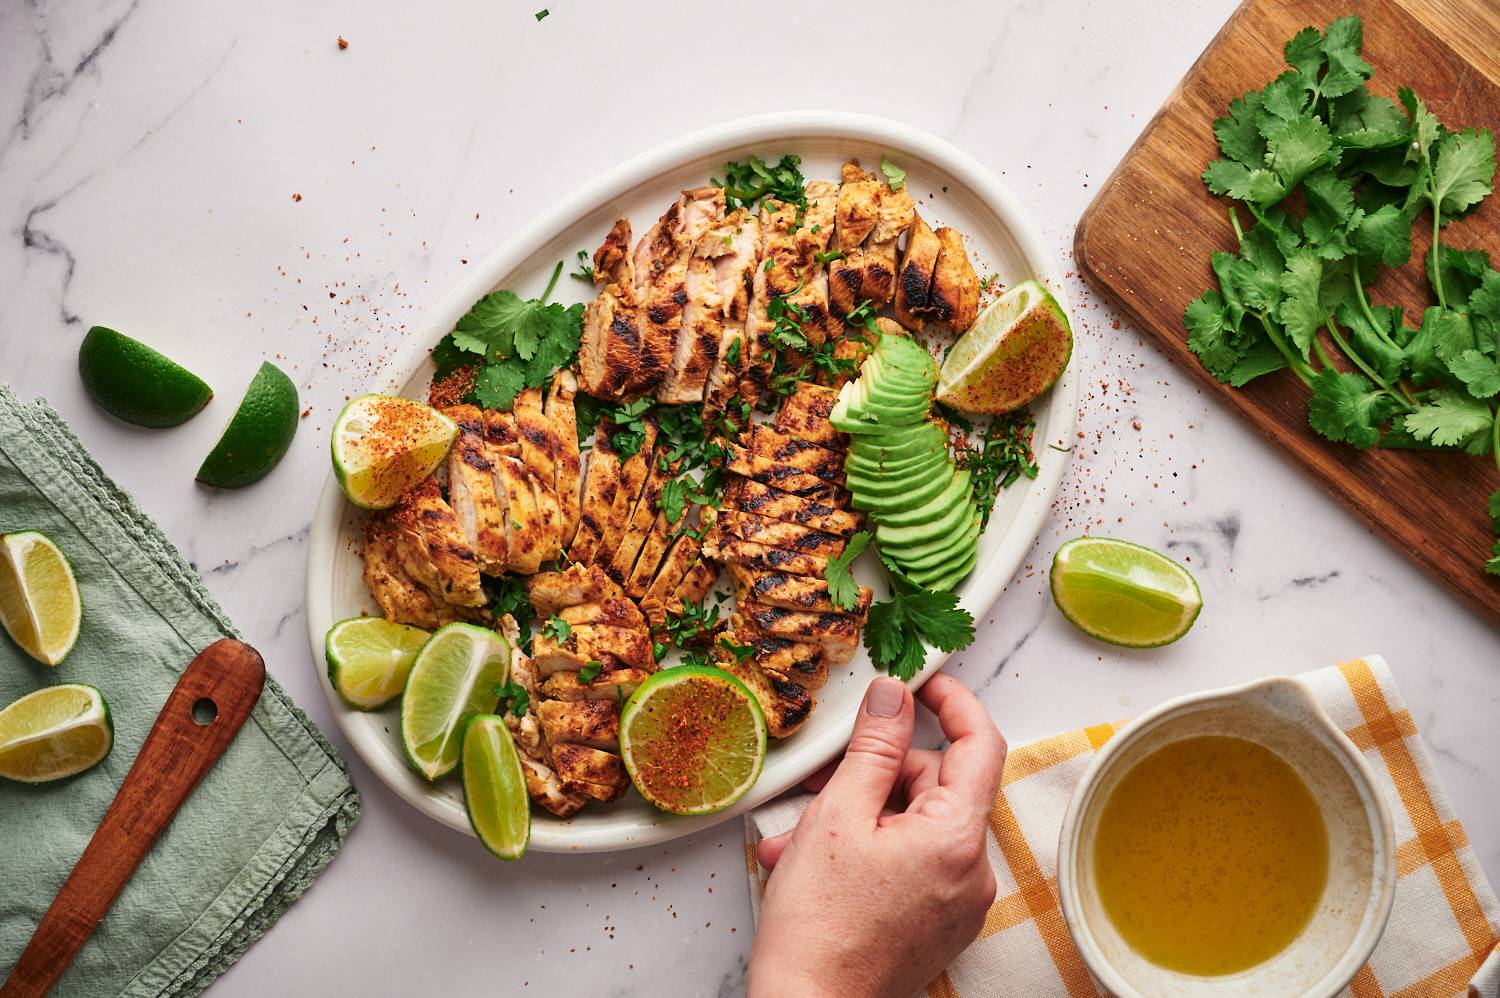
left=1399, top=86, right=1441, bottom=164
left=1447, top=349, right=1500, bottom=398
left=1490, top=488, right=1500, bottom=529
left=577, top=661, right=604, bottom=683
left=657, top=478, right=689, bottom=525
left=880, top=157, right=906, bottom=191
left=1214, top=90, right=1267, bottom=165
left=1263, top=114, right=1336, bottom=192
left=863, top=566, right=975, bottom=682
left=1487, top=540, right=1500, bottom=577
left=1334, top=301, right=1405, bottom=384
left=523, top=302, right=583, bottom=386
left=1406, top=307, right=1475, bottom=384
left=1429, top=242, right=1493, bottom=307
left=492, top=681, right=529, bottom=718
left=1277, top=250, right=1325, bottom=357
left=1318, top=14, right=1373, bottom=99
left=1227, top=338, right=1288, bottom=386
left=824, top=531, right=871, bottom=612
left=1185, top=291, right=1242, bottom=380
left=1350, top=203, right=1411, bottom=266
left=1330, top=88, right=1409, bottom=149
left=471, top=361, right=527, bottom=410
left=542, top=615, right=571, bottom=643
left=1308, top=369, right=1395, bottom=448
left=1431, top=128, right=1497, bottom=217
left=1403, top=389, right=1494, bottom=447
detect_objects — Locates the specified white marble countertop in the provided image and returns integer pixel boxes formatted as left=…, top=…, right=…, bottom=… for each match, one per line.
left=4, top=0, right=1497, bottom=994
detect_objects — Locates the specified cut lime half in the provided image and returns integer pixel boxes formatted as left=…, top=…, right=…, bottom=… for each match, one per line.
left=0, top=531, right=82, bottom=666
left=937, top=279, right=1073, bottom=415
left=1049, top=536, right=1202, bottom=648
left=326, top=617, right=430, bottom=710
left=332, top=395, right=458, bottom=510
left=0, top=684, right=112, bottom=783
left=400, top=623, right=509, bottom=781
left=620, top=665, right=766, bottom=815
left=462, top=714, right=530, bottom=860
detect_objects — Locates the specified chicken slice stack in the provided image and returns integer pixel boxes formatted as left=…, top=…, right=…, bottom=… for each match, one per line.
left=514, top=564, right=658, bottom=813
left=894, top=212, right=980, bottom=334
left=828, top=159, right=916, bottom=321
left=704, top=383, right=872, bottom=737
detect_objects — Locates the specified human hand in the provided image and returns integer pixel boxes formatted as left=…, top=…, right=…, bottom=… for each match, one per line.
left=746, top=672, right=1007, bottom=998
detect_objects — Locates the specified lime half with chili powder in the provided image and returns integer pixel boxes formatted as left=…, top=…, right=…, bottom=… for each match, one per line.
left=619, top=665, right=767, bottom=815
left=332, top=395, right=458, bottom=510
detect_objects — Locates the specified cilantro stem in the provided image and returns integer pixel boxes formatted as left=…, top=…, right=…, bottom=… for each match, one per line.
left=540, top=260, right=563, bottom=304
left=1493, top=410, right=1500, bottom=476
left=1350, top=259, right=1387, bottom=344
left=1430, top=197, right=1447, bottom=309
left=1228, top=206, right=1245, bottom=245
left=1324, top=316, right=1416, bottom=412
left=1258, top=311, right=1315, bottom=387
left=1312, top=338, right=1335, bottom=371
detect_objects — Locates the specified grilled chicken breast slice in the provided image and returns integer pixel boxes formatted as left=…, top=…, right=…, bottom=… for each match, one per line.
left=714, top=510, right=849, bottom=558
left=715, top=640, right=813, bottom=739
left=545, top=372, right=582, bottom=547
left=442, top=405, right=509, bottom=574
left=707, top=537, right=830, bottom=579
left=624, top=511, right=677, bottom=600
left=593, top=217, right=634, bottom=287
left=579, top=282, right=642, bottom=400
left=835, top=161, right=885, bottom=251
left=531, top=623, right=655, bottom=676
left=390, top=479, right=485, bottom=606
left=605, top=455, right=675, bottom=584
left=742, top=631, right=828, bottom=691
left=552, top=743, right=629, bottom=802
left=740, top=602, right=862, bottom=663
left=631, top=191, right=718, bottom=397
left=537, top=699, right=620, bottom=751
left=363, top=514, right=465, bottom=629
left=927, top=226, right=980, bottom=333
left=598, top=419, right=658, bottom=560
left=514, top=389, right=557, bottom=488
left=894, top=212, right=942, bottom=332
left=728, top=478, right=861, bottom=536
left=725, top=444, right=850, bottom=503
left=729, top=564, right=872, bottom=615
left=526, top=563, right=617, bottom=616
left=540, top=669, right=651, bottom=702
left=639, top=533, right=704, bottom=627
left=671, top=555, right=718, bottom=608
left=557, top=596, right=645, bottom=630
left=773, top=383, right=848, bottom=450
left=568, top=426, right=621, bottom=564
left=750, top=425, right=846, bottom=479
left=500, top=615, right=589, bottom=818
left=494, top=456, right=545, bottom=574
left=660, top=190, right=728, bottom=404
left=864, top=180, right=915, bottom=307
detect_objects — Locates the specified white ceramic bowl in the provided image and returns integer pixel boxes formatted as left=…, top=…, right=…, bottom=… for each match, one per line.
left=1057, top=676, right=1396, bottom=997
left=305, top=111, right=1079, bottom=852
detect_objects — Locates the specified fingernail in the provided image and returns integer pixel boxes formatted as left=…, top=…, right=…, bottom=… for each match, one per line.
left=866, top=678, right=904, bottom=718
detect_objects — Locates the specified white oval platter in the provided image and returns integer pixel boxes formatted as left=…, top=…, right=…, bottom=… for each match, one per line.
left=305, top=111, right=1078, bottom=853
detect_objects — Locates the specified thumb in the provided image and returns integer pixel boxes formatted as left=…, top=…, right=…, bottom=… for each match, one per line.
left=818, top=677, right=913, bottom=822
left=756, top=830, right=792, bottom=870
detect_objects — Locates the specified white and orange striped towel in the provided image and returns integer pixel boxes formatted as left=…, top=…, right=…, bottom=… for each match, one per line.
left=744, top=657, right=1500, bottom=997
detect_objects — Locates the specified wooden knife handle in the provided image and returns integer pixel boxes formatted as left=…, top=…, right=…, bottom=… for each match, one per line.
left=1, top=638, right=266, bottom=998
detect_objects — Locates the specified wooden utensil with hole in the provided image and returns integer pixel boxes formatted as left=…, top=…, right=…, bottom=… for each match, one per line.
left=1, top=639, right=266, bottom=998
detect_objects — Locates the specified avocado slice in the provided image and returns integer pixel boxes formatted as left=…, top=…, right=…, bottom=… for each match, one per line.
left=891, top=514, right=981, bottom=574
left=848, top=467, right=953, bottom=511
left=874, top=470, right=971, bottom=528
left=849, top=433, right=949, bottom=466
left=910, top=541, right=980, bottom=592
left=877, top=493, right=975, bottom=552
left=845, top=448, right=949, bottom=479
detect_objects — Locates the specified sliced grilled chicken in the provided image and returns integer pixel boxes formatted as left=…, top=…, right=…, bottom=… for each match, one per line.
left=605, top=456, right=676, bottom=585
left=526, top=563, right=616, bottom=616
left=715, top=638, right=813, bottom=739
left=729, top=564, right=872, bottom=615
left=927, top=226, right=980, bottom=333
left=545, top=372, right=582, bottom=547
left=671, top=554, right=718, bottom=608
left=578, top=219, right=641, bottom=400
left=639, top=533, right=705, bottom=627
left=714, top=510, right=849, bottom=558
left=512, top=388, right=563, bottom=563
left=701, top=210, right=760, bottom=417
left=537, top=699, right=620, bottom=751
left=631, top=190, right=721, bottom=397
left=552, top=742, right=629, bottom=802
left=740, top=603, right=862, bottom=663
left=390, top=478, right=485, bottom=606
left=540, top=669, right=650, bottom=702
left=598, top=419, right=659, bottom=560
left=725, top=444, right=850, bottom=503
left=624, top=511, right=678, bottom=600
left=750, top=425, right=846, bottom=479
left=728, top=478, right=862, bottom=536
left=568, top=424, right=621, bottom=564
left=557, top=595, right=646, bottom=630
left=773, top=383, right=848, bottom=450
left=781, top=180, right=840, bottom=348
left=710, top=537, right=830, bottom=579
left=660, top=190, right=729, bottom=403
left=531, top=623, right=655, bottom=676
left=494, top=456, right=545, bottom=574
left=500, top=614, right=589, bottom=818
left=442, top=404, right=509, bottom=574
left=864, top=177, right=915, bottom=306
left=741, top=631, right=829, bottom=691
left=829, top=161, right=885, bottom=319
left=363, top=514, right=466, bottom=629
left=894, top=212, right=942, bottom=332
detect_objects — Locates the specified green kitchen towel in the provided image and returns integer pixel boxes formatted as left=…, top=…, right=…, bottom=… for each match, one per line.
left=0, top=386, right=359, bottom=997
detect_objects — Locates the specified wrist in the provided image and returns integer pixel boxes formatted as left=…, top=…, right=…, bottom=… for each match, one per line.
left=747, top=962, right=840, bottom=998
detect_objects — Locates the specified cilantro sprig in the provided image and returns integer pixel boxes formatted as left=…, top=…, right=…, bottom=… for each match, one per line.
left=1187, top=14, right=1500, bottom=575
left=713, top=154, right=807, bottom=215
left=824, top=531, right=870, bottom=612
left=864, top=556, right=975, bottom=681
left=433, top=260, right=584, bottom=411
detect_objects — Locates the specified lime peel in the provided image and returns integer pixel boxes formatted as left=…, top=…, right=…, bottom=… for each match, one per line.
left=197, top=362, right=299, bottom=488
left=400, top=622, right=509, bottom=781
left=1049, top=536, right=1202, bottom=648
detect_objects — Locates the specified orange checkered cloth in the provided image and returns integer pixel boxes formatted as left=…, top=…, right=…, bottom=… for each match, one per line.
left=744, top=657, right=1500, bottom=997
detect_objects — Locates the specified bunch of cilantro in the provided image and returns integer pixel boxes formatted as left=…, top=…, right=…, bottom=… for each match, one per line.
left=1186, top=14, right=1500, bottom=575
left=431, top=260, right=584, bottom=411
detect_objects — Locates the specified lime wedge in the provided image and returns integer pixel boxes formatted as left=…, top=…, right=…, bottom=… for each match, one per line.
left=197, top=362, right=300, bottom=488
left=0, top=684, right=112, bottom=783
left=326, top=617, right=430, bottom=710
left=1049, top=537, right=1202, bottom=648
left=936, top=279, right=1073, bottom=415
left=78, top=325, right=213, bottom=429
left=400, top=623, right=509, bottom=781
left=462, top=714, right=530, bottom=860
left=620, top=665, right=766, bottom=815
left=0, top=531, right=82, bottom=666
left=332, top=395, right=458, bottom=510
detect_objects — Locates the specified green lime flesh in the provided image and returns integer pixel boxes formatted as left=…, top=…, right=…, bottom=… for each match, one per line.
left=461, top=714, right=530, bottom=860
left=196, top=362, right=299, bottom=488
left=0, top=684, right=113, bottom=783
left=400, top=622, right=510, bottom=781
left=78, top=325, right=212, bottom=428
left=326, top=617, right=431, bottom=710
left=1048, top=537, right=1203, bottom=648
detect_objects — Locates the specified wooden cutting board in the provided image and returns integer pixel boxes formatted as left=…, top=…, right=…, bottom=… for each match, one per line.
left=1075, top=0, right=1500, bottom=629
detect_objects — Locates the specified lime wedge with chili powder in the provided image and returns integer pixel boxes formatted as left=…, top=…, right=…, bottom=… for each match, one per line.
left=332, top=395, right=458, bottom=509
left=619, top=665, right=766, bottom=815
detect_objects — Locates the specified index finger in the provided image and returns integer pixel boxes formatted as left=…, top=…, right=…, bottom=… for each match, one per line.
left=917, top=672, right=1006, bottom=813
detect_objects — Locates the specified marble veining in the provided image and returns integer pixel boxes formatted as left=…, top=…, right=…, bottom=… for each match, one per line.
left=3, top=1, right=1497, bottom=995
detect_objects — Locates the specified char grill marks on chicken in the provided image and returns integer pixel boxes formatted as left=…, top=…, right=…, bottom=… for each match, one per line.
left=829, top=160, right=916, bottom=320
left=894, top=211, right=979, bottom=334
